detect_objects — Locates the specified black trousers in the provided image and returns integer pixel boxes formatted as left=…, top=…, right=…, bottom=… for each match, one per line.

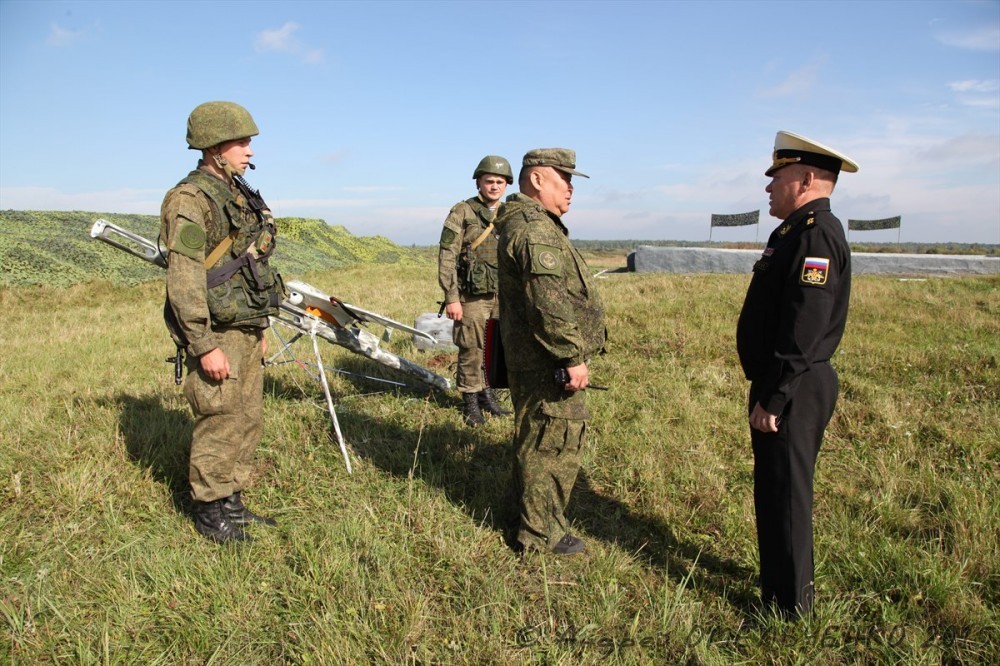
left=750, top=361, right=838, bottom=616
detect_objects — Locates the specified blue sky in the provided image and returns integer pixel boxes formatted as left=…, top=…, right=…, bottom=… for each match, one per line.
left=1, top=0, right=998, bottom=245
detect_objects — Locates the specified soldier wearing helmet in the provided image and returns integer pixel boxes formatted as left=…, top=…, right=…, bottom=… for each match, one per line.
left=159, top=101, right=284, bottom=544
left=437, top=155, right=514, bottom=426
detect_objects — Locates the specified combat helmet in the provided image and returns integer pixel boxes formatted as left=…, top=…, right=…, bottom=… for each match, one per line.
left=186, top=101, right=259, bottom=150
left=473, top=155, right=513, bottom=184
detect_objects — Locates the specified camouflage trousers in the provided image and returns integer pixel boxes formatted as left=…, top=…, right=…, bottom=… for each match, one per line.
left=183, top=327, right=264, bottom=502
left=508, top=370, right=590, bottom=551
left=453, top=293, right=499, bottom=393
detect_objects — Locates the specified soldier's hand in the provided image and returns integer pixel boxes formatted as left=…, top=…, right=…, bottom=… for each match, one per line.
left=565, top=363, right=589, bottom=392
left=200, top=347, right=231, bottom=382
left=445, top=302, right=464, bottom=321
left=749, top=402, right=780, bottom=433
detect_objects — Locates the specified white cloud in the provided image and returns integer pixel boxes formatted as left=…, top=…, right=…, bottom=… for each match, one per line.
left=935, top=24, right=1000, bottom=51
left=948, top=79, right=1000, bottom=93
left=255, top=22, right=323, bottom=63
left=47, top=23, right=82, bottom=47
left=757, top=62, right=823, bottom=98
left=271, top=197, right=376, bottom=209
left=915, top=133, right=1000, bottom=163
left=341, top=186, right=408, bottom=194
left=957, top=95, right=1000, bottom=109
left=947, top=78, right=1000, bottom=108
left=256, top=22, right=300, bottom=53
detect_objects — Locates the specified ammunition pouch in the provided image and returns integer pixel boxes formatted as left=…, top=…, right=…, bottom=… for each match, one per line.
left=205, top=223, right=284, bottom=326
left=176, top=170, right=285, bottom=328
left=460, top=249, right=498, bottom=296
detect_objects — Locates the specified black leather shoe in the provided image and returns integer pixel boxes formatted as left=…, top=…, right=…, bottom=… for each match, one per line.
left=222, top=492, right=277, bottom=527
left=194, top=499, right=251, bottom=544
left=552, top=534, right=585, bottom=555
left=478, top=389, right=512, bottom=416
left=462, top=392, right=485, bottom=427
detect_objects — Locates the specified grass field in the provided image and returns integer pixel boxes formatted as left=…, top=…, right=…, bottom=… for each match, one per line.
left=1, top=252, right=997, bottom=665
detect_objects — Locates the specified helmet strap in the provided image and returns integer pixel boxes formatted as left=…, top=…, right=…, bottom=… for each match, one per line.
left=210, top=151, right=239, bottom=180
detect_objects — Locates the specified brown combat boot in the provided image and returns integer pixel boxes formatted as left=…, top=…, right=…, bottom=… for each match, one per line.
left=478, top=389, right=512, bottom=416
left=462, top=392, right=485, bottom=427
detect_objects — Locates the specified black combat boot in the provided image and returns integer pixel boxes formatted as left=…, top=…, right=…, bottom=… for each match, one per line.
left=478, top=389, right=512, bottom=416
left=552, top=534, right=586, bottom=555
left=222, top=491, right=277, bottom=527
left=194, top=499, right=251, bottom=544
left=462, top=392, right=485, bottom=427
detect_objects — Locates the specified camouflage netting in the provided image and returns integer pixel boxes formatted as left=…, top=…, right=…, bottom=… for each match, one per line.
left=0, top=210, right=419, bottom=287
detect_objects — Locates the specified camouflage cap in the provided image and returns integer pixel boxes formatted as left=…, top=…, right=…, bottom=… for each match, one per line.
left=522, top=148, right=589, bottom=178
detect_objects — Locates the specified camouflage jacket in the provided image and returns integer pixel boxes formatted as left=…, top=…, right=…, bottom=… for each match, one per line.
left=160, top=166, right=278, bottom=356
left=437, top=196, right=501, bottom=303
left=497, top=193, right=606, bottom=373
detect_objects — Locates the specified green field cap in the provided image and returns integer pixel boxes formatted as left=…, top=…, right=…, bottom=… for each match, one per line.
left=766, top=131, right=858, bottom=177
left=522, top=148, right=589, bottom=178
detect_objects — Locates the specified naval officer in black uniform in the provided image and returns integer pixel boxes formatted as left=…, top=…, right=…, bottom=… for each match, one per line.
left=737, top=130, right=858, bottom=619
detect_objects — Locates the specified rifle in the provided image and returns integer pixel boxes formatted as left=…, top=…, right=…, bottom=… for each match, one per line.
left=90, top=219, right=454, bottom=473
left=89, top=219, right=450, bottom=391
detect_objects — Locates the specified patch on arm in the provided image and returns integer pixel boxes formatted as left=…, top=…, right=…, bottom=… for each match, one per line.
left=529, top=243, right=562, bottom=276
left=800, top=256, right=830, bottom=286
left=171, top=219, right=206, bottom=260
left=439, top=227, right=457, bottom=248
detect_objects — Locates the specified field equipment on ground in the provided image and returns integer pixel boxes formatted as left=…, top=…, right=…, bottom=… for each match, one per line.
left=90, top=218, right=451, bottom=473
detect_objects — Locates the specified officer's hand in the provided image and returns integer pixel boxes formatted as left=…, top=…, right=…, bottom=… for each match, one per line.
left=750, top=402, right=780, bottom=433
left=445, top=302, right=463, bottom=321
left=199, top=347, right=231, bottom=382
left=565, top=363, right=589, bottom=391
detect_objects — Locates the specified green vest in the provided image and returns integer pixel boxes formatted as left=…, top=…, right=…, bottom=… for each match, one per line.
left=180, top=169, right=284, bottom=327
left=461, top=198, right=500, bottom=296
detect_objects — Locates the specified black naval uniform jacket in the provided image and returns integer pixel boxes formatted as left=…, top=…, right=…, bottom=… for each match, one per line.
left=737, top=197, right=851, bottom=416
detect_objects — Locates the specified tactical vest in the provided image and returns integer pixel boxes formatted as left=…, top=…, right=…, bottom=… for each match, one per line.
left=460, top=198, right=500, bottom=296
left=180, top=169, right=284, bottom=327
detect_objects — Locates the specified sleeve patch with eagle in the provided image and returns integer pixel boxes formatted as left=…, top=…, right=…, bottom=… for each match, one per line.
left=800, top=256, right=830, bottom=286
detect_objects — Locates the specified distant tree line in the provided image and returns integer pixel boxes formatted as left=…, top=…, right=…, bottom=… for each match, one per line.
left=567, top=239, right=998, bottom=257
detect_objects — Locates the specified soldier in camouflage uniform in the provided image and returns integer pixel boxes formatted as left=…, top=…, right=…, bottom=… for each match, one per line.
left=497, top=148, right=606, bottom=555
left=160, top=101, right=285, bottom=544
left=438, top=155, right=514, bottom=427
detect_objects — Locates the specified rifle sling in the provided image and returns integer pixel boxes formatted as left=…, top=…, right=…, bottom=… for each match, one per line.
left=469, top=223, right=494, bottom=252
left=204, top=226, right=275, bottom=291
left=203, top=233, right=236, bottom=269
